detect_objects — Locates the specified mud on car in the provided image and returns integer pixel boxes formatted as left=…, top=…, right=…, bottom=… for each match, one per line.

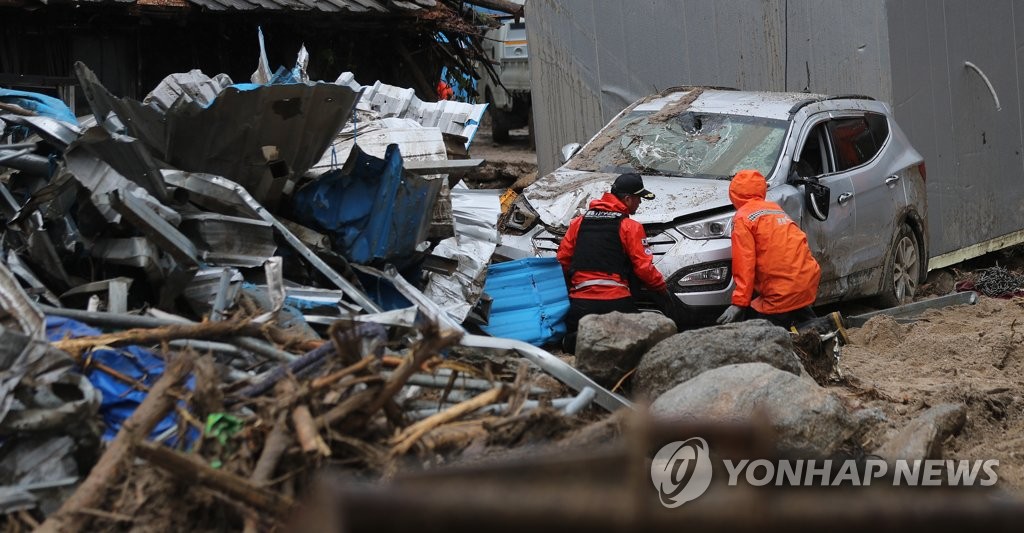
left=497, top=86, right=928, bottom=324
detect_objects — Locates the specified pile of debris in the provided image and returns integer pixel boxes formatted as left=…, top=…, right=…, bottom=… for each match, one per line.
left=0, top=41, right=628, bottom=530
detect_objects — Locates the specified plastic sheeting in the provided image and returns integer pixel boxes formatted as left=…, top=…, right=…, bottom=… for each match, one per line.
left=44, top=317, right=197, bottom=446
left=480, top=257, right=569, bottom=346
left=0, top=89, right=78, bottom=125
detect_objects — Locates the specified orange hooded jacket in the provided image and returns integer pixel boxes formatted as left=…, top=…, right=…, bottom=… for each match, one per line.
left=728, top=169, right=821, bottom=314
left=557, top=193, right=667, bottom=300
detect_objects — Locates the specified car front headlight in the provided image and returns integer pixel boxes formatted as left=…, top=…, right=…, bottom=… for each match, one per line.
left=500, top=193, right=541, bottom=234
left=677, top=213, right=734, bottom=240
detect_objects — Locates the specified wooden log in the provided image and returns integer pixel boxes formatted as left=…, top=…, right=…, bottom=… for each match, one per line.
left=250, top=412, right=291, bottom=485
left=390, top=386, right=506, bottom=456
left=293, top=404, right=331, bottom=456
left=53, top=319, right=261, bottom=359
left=36, top=353, right=195, bottom=533
left=243, top=412, right=291, bottom=533
left=135, top=441, right=294, bottom=517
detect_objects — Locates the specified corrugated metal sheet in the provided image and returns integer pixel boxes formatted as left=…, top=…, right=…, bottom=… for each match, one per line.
left=528, top=0, right=1024, bottom=265
left=338, top=73, right=488, bottom=145
left=480, top=257, right=568, bottom=346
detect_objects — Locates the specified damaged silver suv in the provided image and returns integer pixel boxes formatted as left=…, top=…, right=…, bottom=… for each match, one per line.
left=498, top=86, right=928, bottom=322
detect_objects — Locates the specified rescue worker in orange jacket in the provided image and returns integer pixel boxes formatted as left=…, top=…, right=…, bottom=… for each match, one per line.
left=717, top=169, right=821, bottom=328
left=557, top=173, right=669, bottom=350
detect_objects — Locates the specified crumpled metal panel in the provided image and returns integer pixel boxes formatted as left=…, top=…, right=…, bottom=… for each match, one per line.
left=334, top=73, right=488, bottom=149
left=163, top=80, right=360, bottom=204
left=184, top=267, right=243, bottom=317
left=70, top=125, right=170, bottom=203
left=63, top=144, right=180, bottom=225
left=422, top=186, right=502, bottom=321
left=179, top=213, right=277, bottom=267
left=0, top=114, right=81, bottom=149
left=91, top=238, right=164, bottom=280
left=309, top=117, right=447, bottom=174
left=162, top=170, right=383, bottom=313
left=0, top=260, right=44, bottom=340
left=292, top=143, right=443, bottom=265
left=75, top=62, right=361, bottom=204
left=143, top=69, right=234, bottom=112
left=423, top=236, right=496, bottom=322
left=450, top=185, right=502, bottom=244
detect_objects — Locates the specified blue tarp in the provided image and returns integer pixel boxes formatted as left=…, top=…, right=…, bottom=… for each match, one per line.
left=0, top=89, right=78, bottom=125
left=481, top=257, right=569, bottom=346
left=44, top=317, right=198, bottom=446
left=291, top=143, right=443, bottom=265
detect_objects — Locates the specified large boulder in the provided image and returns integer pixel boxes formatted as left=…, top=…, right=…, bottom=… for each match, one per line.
left=574, top=311, right=676, bottom=388
left=635, top=319, right=803, bottom=399
left=873, top=403, right=967, bottom=461
left=650, top=363, right=857, bottom=457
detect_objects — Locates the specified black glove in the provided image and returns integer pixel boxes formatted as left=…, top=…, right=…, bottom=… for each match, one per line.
left=716, top=305, right=746, bottom=324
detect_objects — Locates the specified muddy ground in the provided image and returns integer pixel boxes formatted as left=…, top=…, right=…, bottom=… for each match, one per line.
left=466, top=124, right=1024, bottom=496
left=838, top=253, right=1024, bottom=495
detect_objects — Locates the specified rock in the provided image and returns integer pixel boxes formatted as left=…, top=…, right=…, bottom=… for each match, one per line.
left=873, top=403, right=967, bottom=461
left=634, top=319, right=803, bottom=400
left=650, top=363, right=857, bottom=457
left=574, top=312, right=676, bottom=387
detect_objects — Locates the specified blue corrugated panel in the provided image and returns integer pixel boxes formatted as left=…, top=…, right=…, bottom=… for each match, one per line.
left=481, top=257, right=569, bottom=346
left=291, top=143, right=442, bottom=265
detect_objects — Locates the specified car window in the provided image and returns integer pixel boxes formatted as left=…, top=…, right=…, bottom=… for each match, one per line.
left=566, top=111, right=788, bottom=179
left=795, top=123, right=832, bottom=177
left=827, top=114, right=888, bottom=171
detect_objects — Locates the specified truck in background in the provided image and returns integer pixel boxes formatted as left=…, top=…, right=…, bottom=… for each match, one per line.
left=476, top=3, right=532, bottom=144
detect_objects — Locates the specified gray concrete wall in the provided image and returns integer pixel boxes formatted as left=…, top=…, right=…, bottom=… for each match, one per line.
left=526, top=0, right=1024, bottom=260
left=887, top=0, right=1024, bottom=263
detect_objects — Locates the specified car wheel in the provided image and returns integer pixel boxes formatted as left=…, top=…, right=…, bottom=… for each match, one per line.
left=877, top=223, right=920, bottom=308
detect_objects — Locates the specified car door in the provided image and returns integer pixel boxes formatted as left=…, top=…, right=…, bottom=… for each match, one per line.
left=789, top=117, right=857, bottom=301
left=825, top=113, right=906, bottom=282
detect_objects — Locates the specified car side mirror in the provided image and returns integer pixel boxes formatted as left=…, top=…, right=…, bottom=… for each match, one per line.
left=560, top=143, right=582, bottom=164
left=794, top=177, right=831, bottom=221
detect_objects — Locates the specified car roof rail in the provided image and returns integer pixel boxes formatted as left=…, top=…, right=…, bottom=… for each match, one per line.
left=826, top=94, right=876, bottom=102
left=787, top=93, right=877, bottom=115
left=657, top=85, right=738, bottom=97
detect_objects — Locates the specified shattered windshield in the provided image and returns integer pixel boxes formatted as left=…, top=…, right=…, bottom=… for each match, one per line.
left=566, top=111, right=788, bottom=179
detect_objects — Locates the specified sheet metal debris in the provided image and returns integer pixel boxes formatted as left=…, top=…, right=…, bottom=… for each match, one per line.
left=0, top=31, right=629, bottom=530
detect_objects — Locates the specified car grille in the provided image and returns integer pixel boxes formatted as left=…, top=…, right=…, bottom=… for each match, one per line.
left=532, top=226, right=677, bottom=256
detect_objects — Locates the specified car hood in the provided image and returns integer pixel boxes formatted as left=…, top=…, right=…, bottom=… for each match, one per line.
left=522, top=170, right=734, bottom=228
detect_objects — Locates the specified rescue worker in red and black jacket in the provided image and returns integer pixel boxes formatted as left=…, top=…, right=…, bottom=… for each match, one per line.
left=557, top=173, right=669, bottom=351
left=717, top=169, right=822, bottom=328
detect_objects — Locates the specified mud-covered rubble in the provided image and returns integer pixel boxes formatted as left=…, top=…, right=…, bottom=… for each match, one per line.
left=0, top=39, right=631, bottom=530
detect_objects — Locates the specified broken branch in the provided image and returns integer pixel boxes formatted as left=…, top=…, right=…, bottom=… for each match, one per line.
left=54, top=319, right=262, bottom=359
left=390, top=386, right=507, bottom=456
left=293, top=404, right=331, bottom=457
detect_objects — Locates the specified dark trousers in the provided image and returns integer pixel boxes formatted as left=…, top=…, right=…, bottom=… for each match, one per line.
left=563, top=297, right=638, bottom=353
left=748, top=305, right=816, bottom=330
